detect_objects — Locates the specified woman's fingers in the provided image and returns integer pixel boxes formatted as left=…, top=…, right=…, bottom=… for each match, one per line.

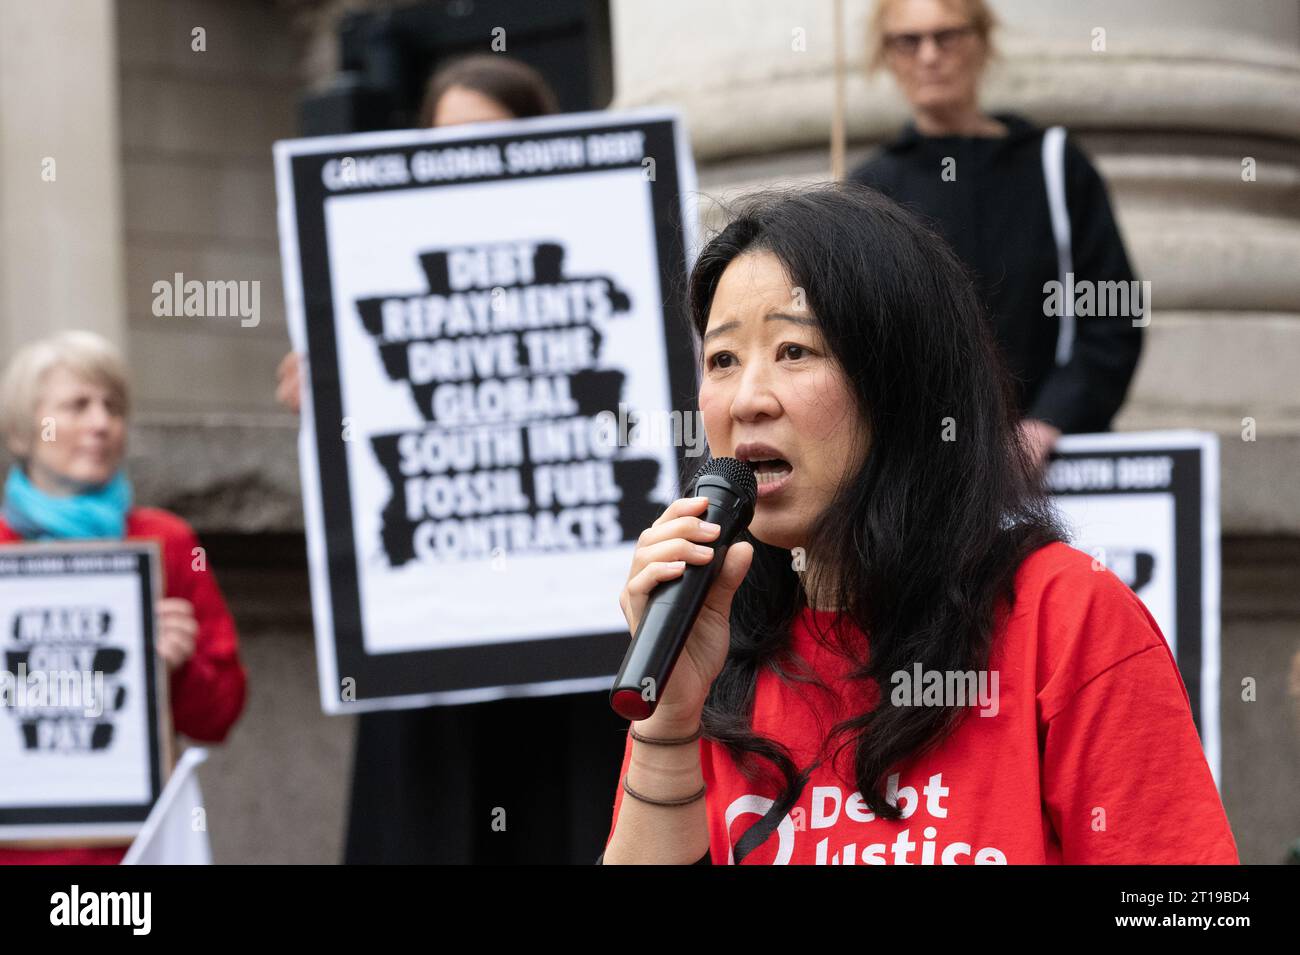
left=623, top=520, right=722, bottom=605
left=275, top=351, right=303, bottom=412
left=619, top=496, right=727, bottom=634
left=636, top=514, right=721, bottom=553
left=169, top=616, right=199, bottom=640
left=620, top=560, right=687, bottom=632
left=627, top=560, right=687, bottom=597
left=621, top=544, right=703, bottom=628
left=632, top=535, right=718, bottom=573
left=651, top=495, right=709, bottom=527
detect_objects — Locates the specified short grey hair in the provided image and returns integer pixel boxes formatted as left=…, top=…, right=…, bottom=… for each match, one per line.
left=0, top=330, right=130, bottom=457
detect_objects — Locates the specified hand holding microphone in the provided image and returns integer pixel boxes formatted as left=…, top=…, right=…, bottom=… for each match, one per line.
left=611, top=458, right=757, bottom=725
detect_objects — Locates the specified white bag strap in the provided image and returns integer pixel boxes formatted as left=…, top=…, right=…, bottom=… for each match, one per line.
left=1042, top=125, right=1074, bottom=366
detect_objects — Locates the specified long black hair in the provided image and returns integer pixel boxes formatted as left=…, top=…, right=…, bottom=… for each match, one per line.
left=689, top=183, right=1065, bottom=859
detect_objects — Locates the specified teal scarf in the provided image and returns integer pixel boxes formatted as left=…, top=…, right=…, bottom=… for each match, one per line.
left=3, top=465, right=132, bottom=540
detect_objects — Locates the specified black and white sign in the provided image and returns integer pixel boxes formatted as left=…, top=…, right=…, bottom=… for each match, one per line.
left=0, top=542, right=167, bottom=843
left=1046, top=430, right=1221, bottom=783
left=275, top=109, right=700, bottom=713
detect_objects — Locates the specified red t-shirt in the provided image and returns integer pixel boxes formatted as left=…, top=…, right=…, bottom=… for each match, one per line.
left=606, top=541, right=1239, bottom=864
left=0, top=507, right=247, bottom=865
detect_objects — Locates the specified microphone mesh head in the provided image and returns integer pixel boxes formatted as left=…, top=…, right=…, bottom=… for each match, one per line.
left=693, top=456, right=756, bottom=508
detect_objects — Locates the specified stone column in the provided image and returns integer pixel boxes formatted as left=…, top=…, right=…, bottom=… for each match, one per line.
left=0, top=0, right=127, bottom=355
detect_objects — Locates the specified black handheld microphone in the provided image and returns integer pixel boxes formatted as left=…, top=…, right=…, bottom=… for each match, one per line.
left=609, top=457, right=757, bottom=721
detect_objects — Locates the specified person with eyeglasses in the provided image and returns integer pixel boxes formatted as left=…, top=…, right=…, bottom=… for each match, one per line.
left=850, top=0, right=1144, bottom=468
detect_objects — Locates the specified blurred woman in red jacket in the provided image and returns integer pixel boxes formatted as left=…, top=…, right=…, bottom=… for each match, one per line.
left=0, top=330, right=247, bottom=864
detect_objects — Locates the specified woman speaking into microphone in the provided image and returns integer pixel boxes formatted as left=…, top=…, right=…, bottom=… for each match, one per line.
left=600, top=184, right=1237, bottom=865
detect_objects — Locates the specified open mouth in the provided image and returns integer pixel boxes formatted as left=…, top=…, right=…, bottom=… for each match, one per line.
left=749, top=458, right=793, bottom=486
left=734, top=443, right=795, bottom=498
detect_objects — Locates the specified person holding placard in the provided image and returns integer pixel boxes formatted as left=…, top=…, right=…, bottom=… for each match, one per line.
left=0, top=330, right=247, bottom=864
left=279, top=55, right=630, bottom=864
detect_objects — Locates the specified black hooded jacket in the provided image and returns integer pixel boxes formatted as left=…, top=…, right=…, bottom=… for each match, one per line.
left=848, top=113, right=1143, bottom=434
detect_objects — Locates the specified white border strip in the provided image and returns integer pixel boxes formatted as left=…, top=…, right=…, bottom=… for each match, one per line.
left=273, top=136, right=342, bottom=715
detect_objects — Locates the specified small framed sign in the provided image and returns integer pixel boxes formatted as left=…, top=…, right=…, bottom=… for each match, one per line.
left=0, top=541, right=170, bottom=844
left=1046, top=429, right=1222, bottom=785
